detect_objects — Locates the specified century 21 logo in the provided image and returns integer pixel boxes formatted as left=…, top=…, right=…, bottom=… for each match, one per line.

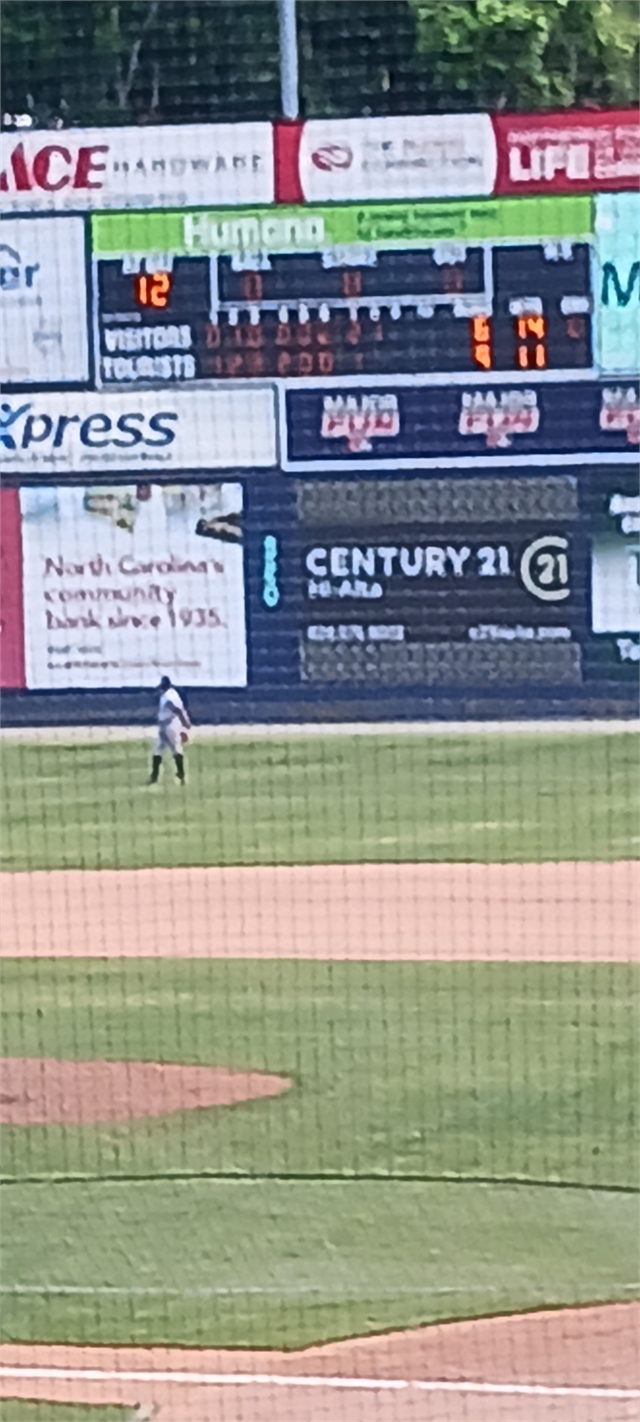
left=520, top=536, right=570, bottom=601
left=0, top=401, right=178, bottom=451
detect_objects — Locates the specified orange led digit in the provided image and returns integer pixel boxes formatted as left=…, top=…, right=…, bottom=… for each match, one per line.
left=517, top=316, right=546, bottom=340
left=134, top=271, right=172, bottom=308
left=151, top=272, right=171, bottom=307
left=514, top=314, right=547, bottom=369
left=471, top=315, right=493, bottom=370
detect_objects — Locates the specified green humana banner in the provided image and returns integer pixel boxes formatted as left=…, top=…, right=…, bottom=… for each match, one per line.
left=92, top=196, right=593, bottom=257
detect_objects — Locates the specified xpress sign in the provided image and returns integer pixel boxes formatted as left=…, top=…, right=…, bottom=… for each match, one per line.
left=0, top=124, right=274, bottom=211
left=0, top=389, right=276, bottom=472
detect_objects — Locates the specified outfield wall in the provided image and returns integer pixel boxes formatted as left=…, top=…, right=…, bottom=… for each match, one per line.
left=1, top=113, right=638, bottom=726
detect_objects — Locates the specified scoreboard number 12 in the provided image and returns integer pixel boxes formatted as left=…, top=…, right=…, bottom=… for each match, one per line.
left=134, top=272, right=173, bottom=308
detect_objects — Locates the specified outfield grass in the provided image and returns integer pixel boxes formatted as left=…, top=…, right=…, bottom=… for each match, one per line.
left=1, top=732, right=637, bottom=871
left=1, top=1177, right=636, bottom=1348
left=1, top=960, right=636, bottom=1189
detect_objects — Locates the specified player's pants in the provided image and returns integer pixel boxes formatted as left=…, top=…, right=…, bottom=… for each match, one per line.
left=154, top=722, right=182, bottom=756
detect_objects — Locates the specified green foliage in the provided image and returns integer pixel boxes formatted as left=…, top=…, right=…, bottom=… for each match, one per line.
left=1, top=0, right=637, bottom=127
left=1, top=0, right=281, bottom=127
left=410, top=0, right=640, bottom=109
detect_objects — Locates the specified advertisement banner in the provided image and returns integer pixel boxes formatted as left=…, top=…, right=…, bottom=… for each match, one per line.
left=20, top=482, right=247, bottom=689
left=0, top=388, right=276, bottom=473
left=92, top=194, right=591, bottom=257
left=0, top=488, right=26, bottom=689
left=589, top=477, right=639, bottom=639
left=494, top=110, right=640, bottom=194
left=0, top=124, right=274, bottom=212
left=283, top=381, right=640, bottom=471
left=1, top=216, right=89, bottom=385
left=296, top=115, right=497, bottom=203
left=295, top=474, right=583, bottom=688
left=595, top=193, right=640, bottom=376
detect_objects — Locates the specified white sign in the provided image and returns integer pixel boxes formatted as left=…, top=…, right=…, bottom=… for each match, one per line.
left=0, top=388, right=276, bottom=473
left=321, top=395, right=399, bottom=453
left=21, top=483, right=247, bottom=689
left=595, top=194, right=640, bottom=376
left=591, top=533, right=640, bottom=634
left=591, top=493, right=640, bottom=635
left=0, top=124, right=274, bottom=211
left=458, top=390, right=539, bottom=449
left=297, top=115, right=497, bottom=203
left=1, top=216, right=89, bottom=384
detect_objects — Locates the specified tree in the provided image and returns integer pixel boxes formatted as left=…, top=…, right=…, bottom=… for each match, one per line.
left=1, top=1, right=281, bottom=128
left=409, top=0, right=639, bottom=110
left=2, top=0, right=637, bottom=129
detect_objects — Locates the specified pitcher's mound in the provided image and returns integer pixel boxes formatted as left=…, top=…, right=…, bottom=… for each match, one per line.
left=0, top=1058, right=291, bottom=1126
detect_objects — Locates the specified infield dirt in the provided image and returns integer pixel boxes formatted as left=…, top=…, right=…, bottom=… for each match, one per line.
left=0, top=1060, right=291, bottom=1126
left=1, top=860, right=637, bottom=960
left=1, top=1304, right=638, bottom=1420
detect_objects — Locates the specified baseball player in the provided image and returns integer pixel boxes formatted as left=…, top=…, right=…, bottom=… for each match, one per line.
left=148, top=676, right=191, bottom=785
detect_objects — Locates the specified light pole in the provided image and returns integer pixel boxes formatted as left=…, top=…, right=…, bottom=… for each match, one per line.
left=278, top=0, right=299, bottom=119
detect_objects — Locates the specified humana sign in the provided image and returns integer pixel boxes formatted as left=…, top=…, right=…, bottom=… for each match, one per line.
left=183, top=212, right=325, bottom=253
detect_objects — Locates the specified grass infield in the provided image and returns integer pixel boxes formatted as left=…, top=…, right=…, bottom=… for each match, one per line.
left=1, top=1178, right=636, bottom=1349
left=1, top=731, right=637, bottom=871
left=0, top=1406, right=128, bottom=1421
left=0, top=958, right=637, bottom=1347
left=1, top=959, right=636, bottom=1188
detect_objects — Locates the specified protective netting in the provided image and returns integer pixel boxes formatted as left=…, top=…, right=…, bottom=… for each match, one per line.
left=1, top=3, right=639, bottom=1420
left=2, top=0, right=638, bottom=127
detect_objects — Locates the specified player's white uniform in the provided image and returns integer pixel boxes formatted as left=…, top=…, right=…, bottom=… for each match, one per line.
left=155, top=687, right=187, bottom=755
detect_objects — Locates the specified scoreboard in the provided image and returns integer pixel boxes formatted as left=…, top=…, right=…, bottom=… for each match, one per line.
left=93, top=198, right=595, bottom=384
left=97, top=246, right=592, bottom=382
left=2, top=185, right=638, bottom=713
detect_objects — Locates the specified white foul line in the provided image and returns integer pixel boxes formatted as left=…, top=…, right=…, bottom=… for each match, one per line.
left=0, top=1367, right=638, bottom=1400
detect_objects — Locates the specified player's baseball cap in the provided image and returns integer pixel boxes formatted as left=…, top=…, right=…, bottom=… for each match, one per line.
left=158, top=675, right=172, bottom=691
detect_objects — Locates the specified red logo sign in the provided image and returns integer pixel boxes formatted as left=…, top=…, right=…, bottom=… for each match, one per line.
left=311, top=143, right=353, bottom=172
left=459, top=390, right=539, bottom=449
left=1, top=141, right=108, bottom=193
left=321, top=394, right=399, bottom=453
left=494, top=110, right=639, bottom=194
left=600, top=388, right=640, bottom=445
